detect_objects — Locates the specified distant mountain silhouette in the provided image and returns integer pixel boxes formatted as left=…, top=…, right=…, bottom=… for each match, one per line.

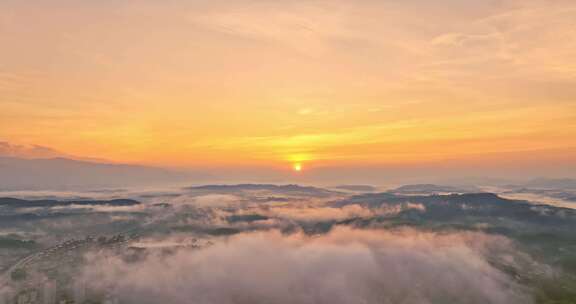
left=390, top=184, right=480, bottom=195
left=523, top=178, right=576, bottom=189
left=0, top=157, right=201, bottom=190
left=185, top=184, right=340, bottom=197
left=0, top=197, right=141, bottom=208
left=333, top=185, right=377, bottom=192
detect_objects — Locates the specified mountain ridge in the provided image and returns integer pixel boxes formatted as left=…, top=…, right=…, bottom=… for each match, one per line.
left=0, top=156, right=202, bottom=190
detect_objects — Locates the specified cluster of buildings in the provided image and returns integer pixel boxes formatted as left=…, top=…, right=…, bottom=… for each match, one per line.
left=1, top=235, right=137, bottom=304
left=0, top=279, right=94, bottom=304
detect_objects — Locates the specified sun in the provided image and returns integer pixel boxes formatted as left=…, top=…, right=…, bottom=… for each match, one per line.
left=293, top=163, right=303, bottom=172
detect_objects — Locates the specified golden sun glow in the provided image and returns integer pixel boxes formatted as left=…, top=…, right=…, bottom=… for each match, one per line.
left=293, top=163, right=303, bottom=172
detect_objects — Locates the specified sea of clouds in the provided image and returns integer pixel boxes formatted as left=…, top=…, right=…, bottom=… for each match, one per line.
left=1, top=184, right=562, bottom=303
left=80, top=227, right=536, bottom=304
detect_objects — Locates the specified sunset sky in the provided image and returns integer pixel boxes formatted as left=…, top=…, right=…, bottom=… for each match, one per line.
left=1, top=0, right=575, bottom=176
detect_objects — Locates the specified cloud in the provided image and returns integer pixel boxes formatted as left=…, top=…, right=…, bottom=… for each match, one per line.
left=0, top=141, right=67, bottom=159
left=193, top=194, right=245, bottom=208
left=191, top=1, right=349, bottom=55
left=266, top=203, right=425, bottom=222
left=421, top=0, right=576, bottom=94
left=81, top=227, right=535, bottom=304
left=1, top=0, right=575, bottom=173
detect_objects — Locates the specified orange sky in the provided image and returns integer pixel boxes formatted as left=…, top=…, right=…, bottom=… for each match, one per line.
left=1, top=0, right=575, bottom=173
